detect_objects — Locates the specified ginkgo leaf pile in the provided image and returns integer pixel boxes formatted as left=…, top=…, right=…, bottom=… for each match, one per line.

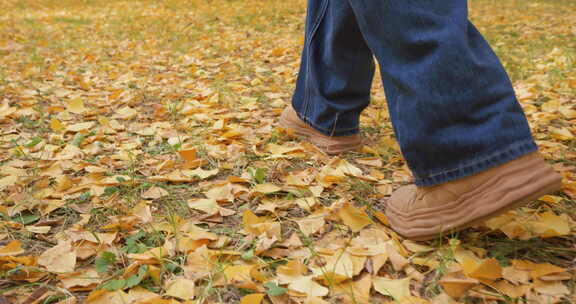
left=1, top=0, right=575, bottom=303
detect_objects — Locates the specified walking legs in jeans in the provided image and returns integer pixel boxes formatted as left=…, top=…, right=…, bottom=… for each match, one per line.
left=292, top=0, right=536, bottom=186
left=284, top=0, right=562, bottom=240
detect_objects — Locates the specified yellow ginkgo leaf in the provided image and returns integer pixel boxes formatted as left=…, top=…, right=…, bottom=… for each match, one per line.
left=165, top=277, right=195, bottom=300
left=490, top=280, right=530, bottom=298
left=178, top=148, right=197, bottom=161
left=277, top=260, right=308, bottom=284
left=67, top=97, right=86, bottom=114
left=289, top=275, right=329, bottom=297
left=243, top=210, right=267, bottom=235
left=66, top=121, right=94, bottom=132
left=0, top=240, right=25, bottom=257
left=85, top=290, right=131, bottom=304
left=114, top=106, right=138, bottom=120
left=338, top=202, right=372, bottom=232
left=223, top=264, right=254, bottom=283
left=468, top=258, right=502, bottom=280
left=549, top=126, right=574, bottom=141
left=142, top=186, right=169, bottom=199
left=455, top=248, right=502, bottom=280
left=332, top=274, right=372, bottom=304
left=529, top=211, right=571, bottom=238
left=533, top=279, right=570, bottom=296
left=240, top=293, right=265, bottom=304
left=50, top=118, right=65, bottom=132
left=188, top=198, right=220, bottom=215
left=297, top=215, right=325, bottom=237
left=253, top=183, right=282, bottom=194
left=511, top=260, right=566, bottom=279
left=439, top=274, right=478, bottom=299
left=312, top=249, right=355, bottom=282
left=373, top=277, right=411, bottom=300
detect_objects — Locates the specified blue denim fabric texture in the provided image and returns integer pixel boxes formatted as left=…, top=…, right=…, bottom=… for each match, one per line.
left=292, top=0, right=538, bottom=186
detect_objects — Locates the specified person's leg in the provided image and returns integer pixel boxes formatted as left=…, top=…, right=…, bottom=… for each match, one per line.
left=344, top=0, right=561, bottom=239
left=347, top=0, right=537, bottom=185
left=286, top=0, right=375, bottom=139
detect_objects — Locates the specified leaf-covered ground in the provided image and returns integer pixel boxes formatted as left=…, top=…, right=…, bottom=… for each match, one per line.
left=1, top=0, right=575, bottom=303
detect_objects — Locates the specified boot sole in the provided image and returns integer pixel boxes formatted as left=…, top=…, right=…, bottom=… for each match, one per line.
left=403, top=178, right=561, bottom=242
left=386, top=154, right=562, bottom=241
left=279, top=112, right=363, bottom=154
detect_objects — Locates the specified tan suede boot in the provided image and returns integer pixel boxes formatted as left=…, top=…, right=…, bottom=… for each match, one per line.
left=385, top=152, right=562, bottom=241
left=279, top=105, right=363, bottom=154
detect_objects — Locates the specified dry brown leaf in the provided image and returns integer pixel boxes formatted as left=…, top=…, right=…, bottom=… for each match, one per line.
left=60, top=268, right=101, bottom=290
left=38, top=241, right=76, bottom=273
left=142, top=186, right=169, bottom=199
left=253, top=183, right=282, bottom=194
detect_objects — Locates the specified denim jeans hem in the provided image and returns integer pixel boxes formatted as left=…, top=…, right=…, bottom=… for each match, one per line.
left=295, top=109, right=361, bottom=137
left=413, top=140, right=538, bottom=187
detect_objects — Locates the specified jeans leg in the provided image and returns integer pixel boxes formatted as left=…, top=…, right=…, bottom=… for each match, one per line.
left=346, top=0, right=537, bottom=186
left=292, top=0, right=375, bottom=137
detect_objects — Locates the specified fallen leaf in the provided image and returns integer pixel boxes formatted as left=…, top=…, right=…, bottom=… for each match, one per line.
left=373, top=277, right=411, bottom=300
left=178, top=148, right=197, bottom=161
left=223, top=264, right=255, bottom=283
left=142, top=186, right=169, bottom=199
left=0, top=240, right=25, bottom=257
left=289, top=275, right=329, bottom=297
left=165, top=277, right=195, bottom=300
left=296, top=215, right=325, bottom=237
left=332, top=274, right=372, bottom=304
left=38, top=241, right=76, bottom=273
left=533, top=279, right=569, bottom=296
left=511, top=260, right=566, bottom=279
left=529, top=210, right=571, bottom=238
left=253, top=183, right=282, bottom=194
left=243, top=210, right=267, bottom=235
left=549, top=126, right=574, bottom=141
left=337, top=202, right=372, bottom=232
left=240, top=293, right=265, bottom=304
left=67, top=97, right=86, bottom=114
left=60, top=268, right=102, bottom=290
left=85, top=290, right=131, bottom=304
left=66, top=121, right=94, bottom=132
left=50, top=118, right=65, bottom=132
left=439, top=274, right=479, bottom=299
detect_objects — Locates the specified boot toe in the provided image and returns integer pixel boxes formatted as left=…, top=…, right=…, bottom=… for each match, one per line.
left=387, top=185, right=417, bottom=213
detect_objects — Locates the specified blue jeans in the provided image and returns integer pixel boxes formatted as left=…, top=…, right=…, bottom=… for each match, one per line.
left=292, top=0, right=538, bottom=186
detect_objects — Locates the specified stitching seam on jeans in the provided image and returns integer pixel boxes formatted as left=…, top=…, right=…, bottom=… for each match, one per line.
left=329, top=112, right=340, bottom=137
left=303, top=0, right=329, bottom=119
left=299, top=112, right=360, bottom=132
